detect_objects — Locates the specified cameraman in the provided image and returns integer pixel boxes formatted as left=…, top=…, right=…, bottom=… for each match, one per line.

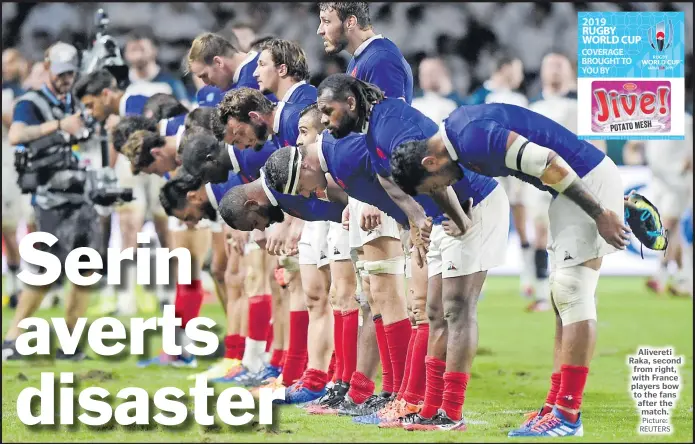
left=3, top=42, right=99, bottom=362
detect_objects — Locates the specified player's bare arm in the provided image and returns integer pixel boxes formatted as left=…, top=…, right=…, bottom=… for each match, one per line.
left=266, top=213, right=296, bottom=255
left=505, top=131, right=631, bottom=249
left=325, top=174, right=349, bottom=205
left=430, top=186, right=473, bottom=236
left=284, top=215, right=304, bottom=256
left=376, top=173, right=429, bottom=232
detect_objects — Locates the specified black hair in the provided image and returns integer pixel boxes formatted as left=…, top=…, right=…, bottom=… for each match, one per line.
left=218, top=184, right=251, bottom=230
left=180, top=130, right=224, bottom=176
left=390, top=140, right=431, bottom=196
left=159, top=172, right=203, bottom=217
left=111, top=115, right=158, bottom=152
left=317, top=73, right=384, bottom=131
left=262, top=147, right=294, bottom=193
left=74, top=69, right=117, bottom=99
left=184, top=107, right=225, bottom=141
left=299, top=103, right=324, bottom=132
left=144, top=93, right=189, bottom=121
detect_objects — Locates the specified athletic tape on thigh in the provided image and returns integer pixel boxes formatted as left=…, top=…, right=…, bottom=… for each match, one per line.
left=551, top=265, right=599, bottom=324
left=363, top=256, right=406, bottom=275
left=355, top=260, right=369, bottom=278
left=278, top=255, right=300, bottom=272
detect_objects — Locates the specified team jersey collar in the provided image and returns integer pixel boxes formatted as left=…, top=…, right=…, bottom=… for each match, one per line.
left=158, top=119, right=168, bottom=136
left=282, top=80, right=307, bottom=102
left=175, top=125, right=186, bottom=151
left=118, top=92, right=129, bottom=117
left=438, top=121, right=458, bottom=161
left=273, top=101, right=286, bottom=134
left=316, top=133, right=328, bottom=173
left=227, top=144, right=241, bottom=173
left=205, top=183, right=219, bottom=209
left=353, top=34, right=383, bottom=58
left=234, top=51, right=258, bottom=84
left=259, top=169, right=279, bottom=206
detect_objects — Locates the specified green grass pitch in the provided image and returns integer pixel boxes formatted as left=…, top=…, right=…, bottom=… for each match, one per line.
left=2, top=276, right=692, bottom=442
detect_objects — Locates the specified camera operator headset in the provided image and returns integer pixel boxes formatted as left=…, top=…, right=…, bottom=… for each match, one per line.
left=3, top=42, right=102, bottom=361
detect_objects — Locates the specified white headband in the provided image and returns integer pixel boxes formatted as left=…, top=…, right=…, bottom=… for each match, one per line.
left=283, top=146, right=303, bottom=196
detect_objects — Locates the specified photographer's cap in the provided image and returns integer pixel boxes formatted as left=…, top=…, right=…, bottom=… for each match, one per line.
left=47, top=42, right=79, bottom=75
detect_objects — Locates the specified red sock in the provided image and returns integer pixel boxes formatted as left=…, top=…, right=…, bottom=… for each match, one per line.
left=403, top=323, right=429, bottom=405
left=420, top=356, right=446, bottom=418
left=265, top=321, right=274, bottom=352
left=235, top=335, right=246, bottom=360
left=269, top=349, right=285, bottom=368
left=541, top=372, right=562, bottom=416
left=341, top=309, right=359, bottom=383
left=175, top=280, right=203, bottom=327
left=555, top=365, right=589, bottom=423
left=248, top=295, right=272, bottom=341
left=279, top=350, right=287, bottom=369
left=333, top=310, right=344, bottom=382
left=327, top=351, right=337, bottom=382
left=224, top=334, right=239, bottom=359
left=174, top=285, right=184, bottom=321
left=347, top=371, right=375, bottom=404
left=441, top=372, right=470, bottom=421
left=397, top=326, right=417, bottom=399
left=301, top=368, right=329, bottom=392
left=282, top=310, right=309, bottom=386
left=384, top=318, right=412, bottom=394
left=373, top=316, right=393, bottom=393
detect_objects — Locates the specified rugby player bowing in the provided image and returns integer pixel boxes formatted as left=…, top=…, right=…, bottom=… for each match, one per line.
left=389, top=103, right=630, bottom=437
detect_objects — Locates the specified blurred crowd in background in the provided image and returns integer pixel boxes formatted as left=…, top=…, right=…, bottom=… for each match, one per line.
left=2, top=2, right=693, bottom=164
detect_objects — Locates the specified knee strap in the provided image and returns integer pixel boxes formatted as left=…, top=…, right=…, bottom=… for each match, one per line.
left=551, top=265, right=599, bottom=325
left=363, top=256, right=406, bottom=275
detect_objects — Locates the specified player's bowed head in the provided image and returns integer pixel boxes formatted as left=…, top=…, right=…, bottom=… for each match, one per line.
left=217, top=179, right=285, bottom=232
left=263, top=144, right=327, bottom=199
left=316, top=73, right=384, bottom=138
left=180, top=127, right=230, bottom=184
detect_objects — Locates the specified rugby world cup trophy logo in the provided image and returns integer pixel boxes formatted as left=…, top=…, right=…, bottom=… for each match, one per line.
left=649, top=20, right=674, bottom=52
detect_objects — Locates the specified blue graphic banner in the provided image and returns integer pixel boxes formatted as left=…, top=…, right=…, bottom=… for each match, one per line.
left=576, top=12, right=685, bottom=140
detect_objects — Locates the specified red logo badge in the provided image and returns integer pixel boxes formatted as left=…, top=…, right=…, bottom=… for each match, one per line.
left=336, top=178, right=347, bottom=189
left=376, top=147, right=387, bottom=160
left=350, top=67, right=357, bottom=78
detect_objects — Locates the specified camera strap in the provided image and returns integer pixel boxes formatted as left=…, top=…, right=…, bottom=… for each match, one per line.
left=16, top=88, right=73, bottom=123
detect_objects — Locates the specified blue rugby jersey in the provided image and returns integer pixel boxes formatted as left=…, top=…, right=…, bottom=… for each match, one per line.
left=441, top=104, right=606, bottom=195
left=319, top=131, right=409, bottom=226
left=347, top=35, right=413, bottom=104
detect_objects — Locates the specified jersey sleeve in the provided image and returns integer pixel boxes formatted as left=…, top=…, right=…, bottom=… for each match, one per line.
left=12, top=100, right=44, bottom=125
left=370, top=116, right=405, bottom=177
left=362, top=51, right=408, bottom=101
left=459, top=118, right=510, bottom=168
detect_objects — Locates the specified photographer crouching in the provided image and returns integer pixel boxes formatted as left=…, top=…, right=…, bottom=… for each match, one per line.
left=2, top=42, right=113, bottom=361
